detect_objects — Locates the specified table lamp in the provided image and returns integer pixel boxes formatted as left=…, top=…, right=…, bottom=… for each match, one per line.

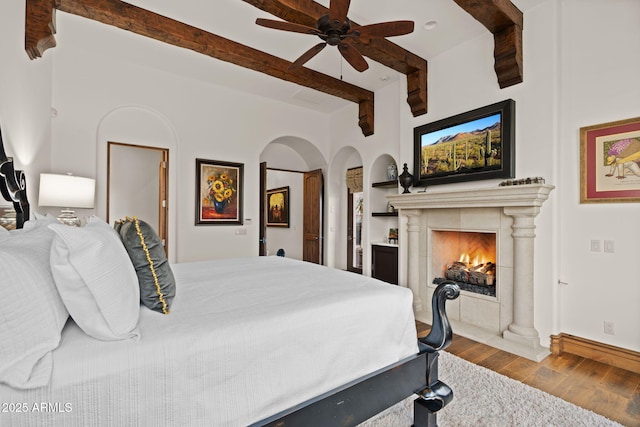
left=39, top=173, right=95, bottom=226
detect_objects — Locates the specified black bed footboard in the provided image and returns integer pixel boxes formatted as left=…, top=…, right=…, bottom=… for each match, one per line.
left=253, top=353, right=428, bottom=427
left=0, top=128, right=30, bottom=228
left=413, top=281, right=460, bottom=426
left=254, top=281, right=460, bottom=427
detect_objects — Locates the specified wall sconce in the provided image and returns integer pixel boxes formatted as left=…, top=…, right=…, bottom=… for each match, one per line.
left=39, top=173, right=95, bottom=226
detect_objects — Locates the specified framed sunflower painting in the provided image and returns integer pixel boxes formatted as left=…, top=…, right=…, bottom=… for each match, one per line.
left=196, top=158, right=244, bottom=225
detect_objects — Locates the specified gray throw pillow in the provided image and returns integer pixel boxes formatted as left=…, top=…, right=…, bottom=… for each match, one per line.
left=115, top=217, right=175, bottom=314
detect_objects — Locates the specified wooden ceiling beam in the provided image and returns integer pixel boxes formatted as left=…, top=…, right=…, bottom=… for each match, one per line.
left=452, top=0, right=523, bottom=88
left=24, top=0, right=376, bottom=136
left=25, top=0, right=57, bottom=60
left=243, top=0, right=429, bottom=116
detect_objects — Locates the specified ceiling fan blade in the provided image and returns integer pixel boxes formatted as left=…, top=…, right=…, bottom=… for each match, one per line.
left=329, top=0, right=351, bottom=23
left=337, top=43, right=368, bottom=72
left=256, top=18, right=320, bottom=35
left=289, top=43, right=327, bottom=70
left=351, top=20, right=415, bottom=39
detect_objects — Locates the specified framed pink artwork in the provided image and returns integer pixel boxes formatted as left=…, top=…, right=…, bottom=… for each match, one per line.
left=580, top=117, right=640, bottom=203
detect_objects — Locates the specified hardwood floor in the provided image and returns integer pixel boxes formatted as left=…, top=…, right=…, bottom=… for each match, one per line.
left=416, top=321, right=640, bottom=427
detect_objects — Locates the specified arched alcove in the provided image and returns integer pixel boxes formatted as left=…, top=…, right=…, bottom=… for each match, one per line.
left=95, top=105, right=178, bottom=261
left=260, top=136, right=326, bottom=170
left=365, top=153, right=400, bottom=278
left=370, top=154, right=399, bottom=185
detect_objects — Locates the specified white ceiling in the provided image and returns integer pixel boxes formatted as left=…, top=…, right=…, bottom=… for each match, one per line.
left=57, top=0, right=542, bottom=113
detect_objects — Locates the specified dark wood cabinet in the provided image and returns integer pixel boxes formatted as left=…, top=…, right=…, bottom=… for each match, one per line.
left=371, top=244, right=398, bottom=285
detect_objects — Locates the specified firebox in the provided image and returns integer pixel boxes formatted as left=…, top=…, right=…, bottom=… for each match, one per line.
left=431, top=230, right=497, bottom=297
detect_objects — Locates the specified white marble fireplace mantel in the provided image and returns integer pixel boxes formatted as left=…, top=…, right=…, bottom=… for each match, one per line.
left=387, top=183, right=554, bottom=210
left=388, top=183, right=554, bottom=361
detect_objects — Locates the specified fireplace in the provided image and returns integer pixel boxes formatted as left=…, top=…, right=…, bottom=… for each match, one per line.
left=432, top=230, right=497, bottom=297
left=387, top=183, right=554, bottom=361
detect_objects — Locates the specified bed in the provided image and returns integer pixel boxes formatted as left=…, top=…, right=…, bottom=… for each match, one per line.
left=0, top=130, right=460, bottom=426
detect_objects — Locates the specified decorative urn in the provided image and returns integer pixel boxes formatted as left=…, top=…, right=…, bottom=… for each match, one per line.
left=398, top=163, right=413, bottom=194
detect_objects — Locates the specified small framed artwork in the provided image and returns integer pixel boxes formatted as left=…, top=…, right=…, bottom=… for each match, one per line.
left=580, top=117, right=640, bottom=203
left=266, top=186, right=289, bottom=227
left=388, top=228, right=398, bottom=244
left=195, top=158, right=244, bottom=225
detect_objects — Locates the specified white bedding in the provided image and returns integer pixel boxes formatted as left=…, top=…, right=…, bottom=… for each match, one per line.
left=0, top=256, right=418, bottom=426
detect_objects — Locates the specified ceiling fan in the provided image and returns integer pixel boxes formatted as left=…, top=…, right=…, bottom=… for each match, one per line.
left=255, top=0, right=414, bottom=72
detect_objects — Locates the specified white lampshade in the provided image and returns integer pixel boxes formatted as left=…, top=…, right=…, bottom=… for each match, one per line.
left=39, top=173, right=96, bottom=208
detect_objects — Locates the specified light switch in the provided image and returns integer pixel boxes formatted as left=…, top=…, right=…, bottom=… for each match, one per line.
left=604, top=240, right=615, bottom=253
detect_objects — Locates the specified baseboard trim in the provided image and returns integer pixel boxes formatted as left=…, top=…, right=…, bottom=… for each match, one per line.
left=550, top=333, right=640, bottom=374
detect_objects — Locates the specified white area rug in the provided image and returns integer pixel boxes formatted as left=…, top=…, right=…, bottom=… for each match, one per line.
left=360, top=351, right=622, bottom=427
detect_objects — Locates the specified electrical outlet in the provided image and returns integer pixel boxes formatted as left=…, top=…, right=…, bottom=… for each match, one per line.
left=590, top=240, right=601, bottom=252
left=604, top=321, right=615, bottom=335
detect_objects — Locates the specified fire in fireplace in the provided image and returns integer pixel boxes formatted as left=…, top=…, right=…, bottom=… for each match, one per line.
left=445, top=256, right=496, bottom=286
left=432, top=230, right=497, bottom=297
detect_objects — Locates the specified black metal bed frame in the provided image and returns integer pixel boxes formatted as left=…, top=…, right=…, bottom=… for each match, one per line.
left=0, top=128, right=459, bottom=427
left=0, top=128, right=29, bottom=228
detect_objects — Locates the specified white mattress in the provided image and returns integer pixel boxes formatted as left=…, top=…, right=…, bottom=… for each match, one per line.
left=0, top=256, right=418, bottom=426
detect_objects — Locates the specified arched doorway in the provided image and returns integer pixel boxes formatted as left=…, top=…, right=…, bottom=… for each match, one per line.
left=96, top=106, right=178, bottom=261
left=107, top=142, right=168, bottom=254
left=259, top=137, right=327, bottom=263
left=327, top=146, right=363, bottom=271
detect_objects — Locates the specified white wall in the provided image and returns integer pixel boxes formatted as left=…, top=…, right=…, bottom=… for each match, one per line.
left=49, top=12, right=331, bottom=263
left=556, top=0, right=640, bottom=351
left=0, top=1, right=53, bottom=206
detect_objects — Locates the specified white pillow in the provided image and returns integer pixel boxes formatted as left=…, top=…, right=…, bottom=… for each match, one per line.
left=19, top=213, right=58, bottom=231
left=49, top=216, right=141, bottom=341
left=0, top=220, right=69, bottom=389
left=32, top=211, right=55, bottom=221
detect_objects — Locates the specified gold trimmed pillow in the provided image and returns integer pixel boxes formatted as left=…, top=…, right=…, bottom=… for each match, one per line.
left=115, top=217, right=175, bottom=314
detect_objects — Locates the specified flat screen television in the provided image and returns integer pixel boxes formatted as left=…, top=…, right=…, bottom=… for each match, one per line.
left=413, top=99, right=515, bottom=187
